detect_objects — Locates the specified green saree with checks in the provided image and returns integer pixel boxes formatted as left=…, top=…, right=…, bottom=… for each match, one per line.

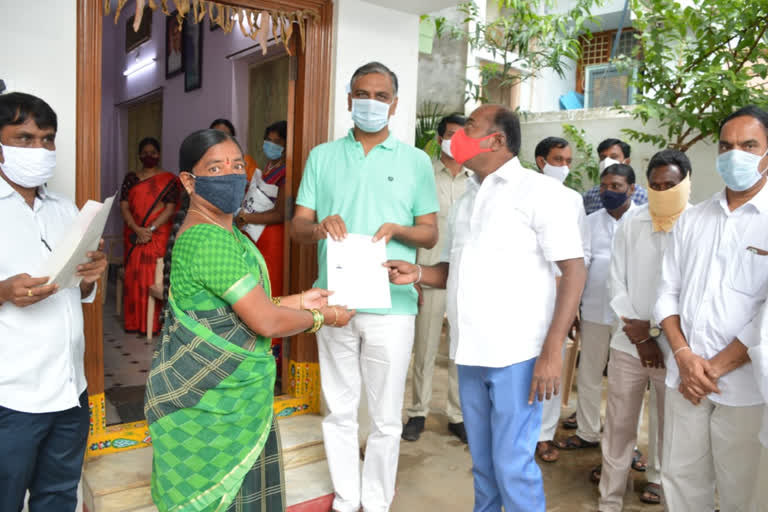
left=144, top=224, right=285, bottom=512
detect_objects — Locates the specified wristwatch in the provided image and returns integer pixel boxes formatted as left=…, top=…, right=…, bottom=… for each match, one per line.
left=149, top=225, right=157, bottom=232
left=649, top=325, right=662, bottom=338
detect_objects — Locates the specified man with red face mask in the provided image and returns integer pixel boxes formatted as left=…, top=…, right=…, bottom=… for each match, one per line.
left=385, top=104, right=586, bottom=512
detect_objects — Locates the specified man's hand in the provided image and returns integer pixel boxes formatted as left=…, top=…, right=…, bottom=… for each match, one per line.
left=372, top=223, right=401, bottom=244
left=675, top=349, right=719, bottom=403
left=414, top=283, right=424, bottom=307
left=621, top=317, right=651, bottom=344
left=301, top=288, right=333, bottom=309
left=383, top=260, right=419, bottom=285
left=78, top=240, right=108, bottom=285
left=635, top=339, right=665, bottom=369
left=0, top=273, right=58, bottom=307
left=529, top=346, right=563, bottom=404
left=317, top=215, right=347, bottom=241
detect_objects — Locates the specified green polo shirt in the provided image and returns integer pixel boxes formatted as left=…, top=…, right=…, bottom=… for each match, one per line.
left=296, top=129, right=439, bottom=315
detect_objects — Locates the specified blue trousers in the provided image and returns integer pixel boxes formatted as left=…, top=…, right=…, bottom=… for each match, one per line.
left=0, top=391, right=89, bottom=512
left=458, top=359, right=545, bottom=512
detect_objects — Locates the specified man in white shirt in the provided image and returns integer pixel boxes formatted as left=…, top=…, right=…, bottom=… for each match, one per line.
left=402, top=114, right=470, bottom=444
left=0, top=92, right=107, bottom=511
left=743, top=304, right=768, bottom=511
left=599, top=149, right=692, bottom=511
left=560, top=164, right=636, bottom=451
left=385, top=105, right=586, bottom=512
left=655, top=105, right=768, bottom=511
left=533, top=136, right=590, bottom=464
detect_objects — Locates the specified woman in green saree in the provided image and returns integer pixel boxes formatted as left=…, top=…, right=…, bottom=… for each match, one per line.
left=144, top=129, right=354, bottom=512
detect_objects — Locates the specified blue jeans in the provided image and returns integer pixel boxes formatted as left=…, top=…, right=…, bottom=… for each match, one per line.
left=0, top=391, right=89, bottom=512
left=458, top=359, right=545, bottom=512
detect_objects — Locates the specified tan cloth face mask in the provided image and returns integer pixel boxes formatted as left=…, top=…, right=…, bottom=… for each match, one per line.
left=648, top=174, right=691, bottom=232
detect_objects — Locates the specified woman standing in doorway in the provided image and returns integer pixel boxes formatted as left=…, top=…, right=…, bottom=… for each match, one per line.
left=145, top=129, right=353, bottom=511
left=120, top=137, right=180, bottom=335
left=237, top=120, right=287, bottom=297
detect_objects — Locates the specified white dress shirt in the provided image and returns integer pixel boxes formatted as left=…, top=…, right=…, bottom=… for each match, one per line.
left=744, top=304, right=768, bottom=447
left=655, top=188, right=768, bottom=407
left=581, top=203, right=636, bottom=325
left=440, top=157, right=584, bottom=368
left=417, top=159, right=471, bottom=267
left=609, top=205, right=681, bottom=357
left=0, top=178, right=93, bottom=413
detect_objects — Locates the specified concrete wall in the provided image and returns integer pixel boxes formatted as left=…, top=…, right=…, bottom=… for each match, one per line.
left=417, top=6, right=468, bottom=114
left=518, top=108, right=721, bottom=204
left=331, top=0, right=421, bottom=144
left=0, top=0, right=78, bottom=200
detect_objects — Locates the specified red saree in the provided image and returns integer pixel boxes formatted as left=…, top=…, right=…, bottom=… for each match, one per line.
left=122, top=172, right=180, bottom=334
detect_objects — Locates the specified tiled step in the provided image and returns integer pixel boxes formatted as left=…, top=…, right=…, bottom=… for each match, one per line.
left=83, top=414, right=330, bottom=511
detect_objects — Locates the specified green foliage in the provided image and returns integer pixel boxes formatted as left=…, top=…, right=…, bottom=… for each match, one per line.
left=562, top=124, right=599, bottom=192
left=415, top=101, right=445, bottom=159
left=434, top=0, right=601, bottom=103
left=619, top=0, right=768, bottom=151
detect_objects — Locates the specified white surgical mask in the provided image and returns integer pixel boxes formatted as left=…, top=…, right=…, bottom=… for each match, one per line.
left=716, top=149, right=768, bottom=192
left=0, top=143, right=56, bottom=188
left=351, top=98, right=391, bottom=133
left=542, top=163, right=570, bottom=183
left=599, top=157, right=621, bottom=173
left=441, top=138, right=454, bottom=159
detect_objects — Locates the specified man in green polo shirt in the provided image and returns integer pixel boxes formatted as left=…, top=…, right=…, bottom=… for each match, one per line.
left=292, top=61, right=439, bottom=512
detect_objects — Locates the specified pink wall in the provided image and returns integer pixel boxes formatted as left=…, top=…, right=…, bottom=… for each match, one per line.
left=100, top=4, right=258, bottom=234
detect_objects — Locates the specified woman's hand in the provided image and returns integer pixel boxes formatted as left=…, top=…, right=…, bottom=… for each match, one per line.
left=302, top=288, right=332, bottom=309
left=135, top=227, right=152, bottom=244
left=384, top=260, right=419, bottom=285
left=319, top=305, right=355, bottom=328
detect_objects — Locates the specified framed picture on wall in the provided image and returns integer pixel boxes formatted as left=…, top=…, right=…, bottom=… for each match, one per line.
left=183, top=12, right=203, bottom=92
left=165, top=11, right=184, bottom=79
left=125, top=6, right=152, bottom=53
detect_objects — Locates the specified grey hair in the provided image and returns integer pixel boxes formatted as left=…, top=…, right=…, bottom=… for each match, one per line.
left=349, top=61, right=399, bottom=96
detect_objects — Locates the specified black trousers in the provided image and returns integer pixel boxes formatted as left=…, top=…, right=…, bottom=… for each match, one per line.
left=0, top=391, right=89, bottom=512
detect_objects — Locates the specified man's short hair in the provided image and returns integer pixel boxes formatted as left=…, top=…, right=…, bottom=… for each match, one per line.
left=491, top=107, right=521, bottom=156
left=597, top=138, right=631, bottom=159
left=646, top=149, right=692, bottom=180
left=601, top=162, right=636, bottom=185
left=534, top=137, right=570, bottom=160
left=0, top=92, right=57, bottom=133
left=437, top=114, right=466, bottom=137
left=720, top=105, right=768, bottom=140
left=350, top=62, right=399, bottom=96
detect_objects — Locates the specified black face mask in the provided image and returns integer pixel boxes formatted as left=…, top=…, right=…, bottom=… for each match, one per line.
left=191, top=173, right=248, bottom=214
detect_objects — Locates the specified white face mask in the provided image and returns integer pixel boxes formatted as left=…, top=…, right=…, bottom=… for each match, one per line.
left=351, top=98, right=391, bottom=133
left=542, top=162, right=570, bottom=183
left=0, top=143, right=56, bottom=188
left=441, top=138, right=454, bottom=159
left=599, top=157, right=622, bottom=173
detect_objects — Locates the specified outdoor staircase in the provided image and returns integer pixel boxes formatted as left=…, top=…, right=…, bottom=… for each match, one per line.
left=82, top=414, right=334, bottom=512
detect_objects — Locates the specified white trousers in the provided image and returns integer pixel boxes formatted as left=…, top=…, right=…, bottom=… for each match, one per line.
left=317, top=313, right=415, bottom=512
left=662, top=386, right=763, bottom=512
left=576, top=320, right=613, bottom=443
left=539, top=340, right=567, bottom=442
left=750, top=445, right=768, bottom=512
left=599, top=349, right=666, bottom=512
left=407, top=288, right=462, bottom=423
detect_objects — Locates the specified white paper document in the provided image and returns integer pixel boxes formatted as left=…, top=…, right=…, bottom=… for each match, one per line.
left=326, top=233, right=392, bottom=310
left=38, top=194, right=116, bottom=289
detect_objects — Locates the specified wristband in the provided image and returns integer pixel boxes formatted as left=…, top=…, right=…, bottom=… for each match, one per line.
left=673, top=346, right=691, bottom=358
left=305, top=309, right=324, bottom=334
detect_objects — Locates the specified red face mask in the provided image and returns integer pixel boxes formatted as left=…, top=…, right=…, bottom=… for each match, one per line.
left=449, top=128, right=497, bottom=165
left=140, top=155, right=160, bottom=169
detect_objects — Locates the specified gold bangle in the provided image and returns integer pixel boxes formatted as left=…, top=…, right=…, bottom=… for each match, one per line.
left=271, top=296, right=281, bottom=306
left=305, top=309, right=324, bottom=334
left=332, top=306, right=339, bottom=327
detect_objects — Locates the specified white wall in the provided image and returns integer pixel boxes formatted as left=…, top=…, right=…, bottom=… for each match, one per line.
left=0, top=0, right=77, bottom=200
left=518, top=108, right=721, bottom=204
left=331, top=0, right=421, bottom=144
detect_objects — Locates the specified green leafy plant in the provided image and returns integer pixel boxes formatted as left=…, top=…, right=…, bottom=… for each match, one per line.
left=434, top=0, right=601, bottom=103
left=562, top=123, right=599, bottom=192
left=618, top=0, right=768, bottom=151
left=415, top=101, right=446, bottom=159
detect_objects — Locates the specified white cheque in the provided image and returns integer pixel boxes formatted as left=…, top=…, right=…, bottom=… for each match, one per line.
left=326, top=233, right=392, bottom=310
